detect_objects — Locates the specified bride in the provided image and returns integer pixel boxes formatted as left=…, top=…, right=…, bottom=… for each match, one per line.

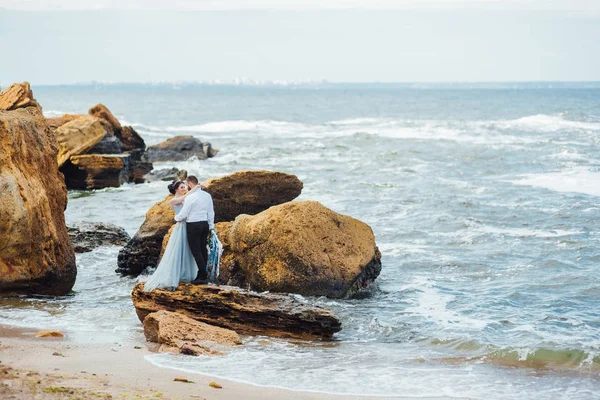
left=143, top=180, right=198, bottom=291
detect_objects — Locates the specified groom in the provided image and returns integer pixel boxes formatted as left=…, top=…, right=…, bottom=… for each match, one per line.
left=174, top=175, right=215, bottom=284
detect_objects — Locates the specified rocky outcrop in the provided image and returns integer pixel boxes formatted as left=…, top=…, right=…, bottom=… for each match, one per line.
left=144, top=167, right=187, bottom=182
left=88, top=103, right=121, bottom=135
left=118, top=126, right=146, bottom=152
left=218, top=201, right=381, bottom=299
left=54, top=116, right=107, bottom=167
left=0, top=102, right=76, bottom=295
left=204, top=170, right=303, bottom=223
left=45, top=114, right=85, bottom=131
left=67, top=222, right=130, bottom=253
left=61, top=154, right=131, bottom=190
left=143, top=136, right=215, bottom=162
left=132, top=283, right=341, bottom=339
left=117, top=196, right=175, bottom=276
left=89, top=133, right=122, bottom=154
left=143, top=310, right=241, bottom=356
left=0, top=82, right=41, bottom=111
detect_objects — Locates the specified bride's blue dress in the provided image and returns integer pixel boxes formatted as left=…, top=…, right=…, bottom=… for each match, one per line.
left=143, top=204, right=198, bottom=291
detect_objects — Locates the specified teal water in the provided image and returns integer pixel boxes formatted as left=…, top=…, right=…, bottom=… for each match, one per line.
left=2, top=83, right=600, bottom=398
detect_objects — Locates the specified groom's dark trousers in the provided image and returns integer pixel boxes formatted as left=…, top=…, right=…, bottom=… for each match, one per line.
left=186, top=221, right=210, bottom=281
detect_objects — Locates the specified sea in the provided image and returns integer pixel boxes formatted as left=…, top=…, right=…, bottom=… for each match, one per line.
left=2, top=82, right=600, bottom=399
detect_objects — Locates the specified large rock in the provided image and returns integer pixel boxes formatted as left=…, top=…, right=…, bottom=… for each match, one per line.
left=144, top=167, right=187, bottom=183
left=143, top=310, right=241, bottom=356
left=143, top=136, right=214, bottom=162
left=117, top=195, right=175, bottom=276
left=132, top=282, right=341, bottom=339
left=61, top=154, right=131, bottom=190
left=0, top=106, right=76, bottom=295
left=88, top=133, right=122, bottom=154
left=88, top=103, right=121, bottom=135
left=54, top=116, right=107, bottom=167
left=219, top=201, right=381, bottom=299
left=45, top=114, right=86, bottom=131
left=67, top=222, right=130, bottom=253
left=118, top=126, right=146, bottom=152
left=0, top=82, right=41, bottom=111
left=204, top=170, right=303, bottom=223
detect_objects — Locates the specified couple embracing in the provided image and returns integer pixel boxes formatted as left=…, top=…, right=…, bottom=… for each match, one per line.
left=143, top=175, right=216, bottom=292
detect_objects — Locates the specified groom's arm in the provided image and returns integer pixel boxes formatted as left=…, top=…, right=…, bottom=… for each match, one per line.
left=207, top=195, right=215, bottom=229
left=174, top=197, right=193, bottom=222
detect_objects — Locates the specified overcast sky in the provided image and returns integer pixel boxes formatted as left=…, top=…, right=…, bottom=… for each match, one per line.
left=1, top=0, right=599, bottom=84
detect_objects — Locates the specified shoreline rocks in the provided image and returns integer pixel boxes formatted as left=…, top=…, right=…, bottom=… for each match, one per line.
left=67, top=222, right=130, bottom=253
left=0, top=84, right=76, bottom=295
left=218, top=200, right=381, bottom=299
left=143, top=310, right=241, bottom=356
left=0, top=82, right=41, bottom=112
left=55, top=116, right=106, bottom=167
left=143, top=136, right=215, bottom=162
left=132, top=282, right=341, bottom=339
left=62, top=154, right=132, bottom=190
left=204, top=170, right=303, bottom=223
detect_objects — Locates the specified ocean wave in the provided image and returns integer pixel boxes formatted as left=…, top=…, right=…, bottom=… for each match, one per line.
left=510, top=167, right=600, bottom=197
left=486, top=114, right=600, bottom=133
left=43, top=109, right=70, bottom=118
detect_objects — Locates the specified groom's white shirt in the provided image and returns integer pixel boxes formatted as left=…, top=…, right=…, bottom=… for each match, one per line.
left=174, top=189, right=215, bottom=228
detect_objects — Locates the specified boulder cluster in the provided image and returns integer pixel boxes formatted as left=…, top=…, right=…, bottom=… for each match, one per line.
left=0, top=82, right=383, bottom=354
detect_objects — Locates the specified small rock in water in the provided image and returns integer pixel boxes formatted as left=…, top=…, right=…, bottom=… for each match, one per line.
left=209, top=381, right=222, bottom=389
left=35, top=330, right=64, bottom=338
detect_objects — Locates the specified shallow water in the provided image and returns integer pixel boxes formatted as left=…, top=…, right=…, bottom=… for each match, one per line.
left=2, top=83, right=600, bottom=398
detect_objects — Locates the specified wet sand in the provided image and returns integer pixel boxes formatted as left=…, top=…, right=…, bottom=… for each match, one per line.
left=0, top=325, right=399, bottom=400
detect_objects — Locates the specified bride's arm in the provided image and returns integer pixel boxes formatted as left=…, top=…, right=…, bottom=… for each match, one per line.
left=169, top=186, right=198, bottom=206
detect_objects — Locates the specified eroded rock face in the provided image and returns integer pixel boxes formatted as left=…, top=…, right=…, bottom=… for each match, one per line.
left=143, top=136, right=214, bottom=162
left=54, top=116, right=107, bottom=167
left=0, top=106, right=76, bottom=295
left=143, top=310, right=241, bottom=356
left=219, top=200, right=381, bottom=299
left=132, top=282, right=341, bottom=339
left=61, top=154, right=131, bottom=190
left=0, top=82, right=41, bottom=111
left=45, top=114, right=86, bottom=131
left=88, top=103, right=121, bottom=135
left=118, top=126, right=146, bottom=152
left=89, top=133, right=122, bottom=154
left=117, top=195, right=175, bottom=276
left=67, top=222, right=130, bottom=253
left=144, top=167, right=187, bottom=182
left=204, top=170, right=303, bottom=223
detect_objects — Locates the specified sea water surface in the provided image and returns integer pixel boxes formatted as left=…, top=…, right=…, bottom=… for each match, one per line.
left=2, top=83, right=600, bottom=399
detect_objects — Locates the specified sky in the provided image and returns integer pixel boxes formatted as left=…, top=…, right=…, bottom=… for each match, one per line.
left=1, top=0, right=599, bottom=84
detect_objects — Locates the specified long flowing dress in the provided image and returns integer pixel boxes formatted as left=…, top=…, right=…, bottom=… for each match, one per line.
left=143, top=204, right=198, bottom=291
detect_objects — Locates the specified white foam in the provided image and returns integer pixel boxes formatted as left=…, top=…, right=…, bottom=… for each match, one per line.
left=404, top=277, right=490, bottom=330
left=510, top=167, right=600, bottom=197
left=478, top=226, right=581, bottom=238
left=492, top=114, right=600, bottom=133
left=43, top=109, right=70, bottom=117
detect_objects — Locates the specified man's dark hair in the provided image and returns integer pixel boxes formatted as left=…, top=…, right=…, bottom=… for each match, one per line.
left=186, top=175, right=199, bottom=185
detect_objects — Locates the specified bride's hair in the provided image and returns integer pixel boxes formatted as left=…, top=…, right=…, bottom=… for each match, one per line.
left=167, top=180, right=183, bottom=194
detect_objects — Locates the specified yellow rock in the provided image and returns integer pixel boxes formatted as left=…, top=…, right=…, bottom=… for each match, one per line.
left=54, top=116, right=107, bottom=167
left=35, top=330, right=64, bottom=338
left=209, top=381, right=222, bottom=389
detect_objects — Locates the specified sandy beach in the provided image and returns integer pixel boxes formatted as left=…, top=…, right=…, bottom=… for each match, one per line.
left=0, top=325, right=403, bottom=400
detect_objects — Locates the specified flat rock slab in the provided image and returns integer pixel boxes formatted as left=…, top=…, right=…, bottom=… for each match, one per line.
left=67, top=222, right=130, bottom=253
left=132, top=282, right=341, bottom=339
left=143, top=310, right=241, bottom=356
